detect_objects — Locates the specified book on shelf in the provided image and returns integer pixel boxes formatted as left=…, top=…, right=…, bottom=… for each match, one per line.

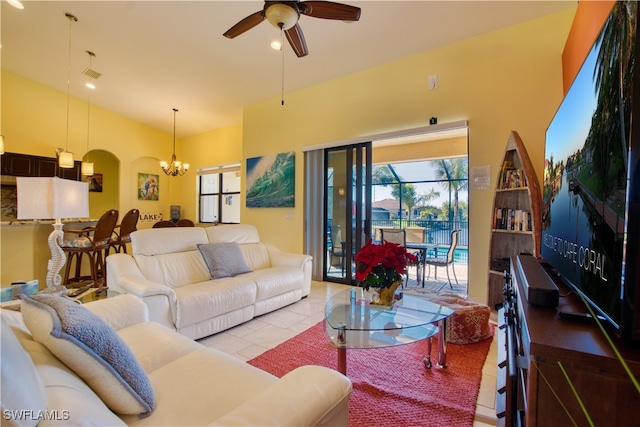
left=493, top=208, right=532, bottom=231
left=498, top=163, right=528, bottom=189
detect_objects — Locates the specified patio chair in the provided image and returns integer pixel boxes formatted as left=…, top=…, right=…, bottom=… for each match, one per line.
left=423, top=229, right=459, bottom=290
left=328, top=225, right=346, bottom=274
left=379, top=228, right=421, bottom=287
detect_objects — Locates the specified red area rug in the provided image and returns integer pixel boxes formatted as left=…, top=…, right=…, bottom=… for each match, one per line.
left=248, top=321, right=493, bottom=427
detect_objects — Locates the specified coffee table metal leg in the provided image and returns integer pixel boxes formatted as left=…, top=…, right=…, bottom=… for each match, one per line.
left=424, top=336, right=433, bottom=369
left=337, top=348, right=347, bottom=375
left=437, top=318, right=447, bottom=368
left=337, top=324, right=347, bottom=375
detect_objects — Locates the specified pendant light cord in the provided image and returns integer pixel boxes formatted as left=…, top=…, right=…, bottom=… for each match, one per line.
left=280, top=27, right=285, bottom=106
left=86, top=90, right=91, bottom=162
left=173, top=108, right=178, bottom=157
left=65, top=13, right=77, bottom=152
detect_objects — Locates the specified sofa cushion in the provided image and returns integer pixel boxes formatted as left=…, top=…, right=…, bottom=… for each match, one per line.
left=135, top=251, right=211, bottom=288
left=21, top=295, right=156, bottom=416
left=239, top=243, right=271, bottom=271
left=245, top=267, right=304, bottom=301
left=132, top=227, right=208, bottom=256
left=173, top=277, right=257, bottom=329
left=198, top=242, right=252, bottom=279
left=206, top=224, right=261, bottom=244
left=131, top=227, right=212, bottom=287
left=1, top=317, right=47, bottom=427
left=119, top=348, right=277, bottom=426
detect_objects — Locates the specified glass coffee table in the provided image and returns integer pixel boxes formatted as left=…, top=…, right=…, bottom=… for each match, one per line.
left=324, top=288, right=454, bottom=375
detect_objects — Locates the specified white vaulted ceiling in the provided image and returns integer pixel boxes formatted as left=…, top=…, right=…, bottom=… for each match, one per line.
left=1, top=1, right=575, bottom=137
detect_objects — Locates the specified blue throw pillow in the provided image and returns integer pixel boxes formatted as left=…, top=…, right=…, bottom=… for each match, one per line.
left=21, top=294, right=155, bottom=417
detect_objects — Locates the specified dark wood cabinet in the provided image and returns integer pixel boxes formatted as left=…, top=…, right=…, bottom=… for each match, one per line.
left=1, top=152, right=36, bottom=176
left=496, top=255, right=640, bottom=426
left=1, top=152, right=81, bottom=180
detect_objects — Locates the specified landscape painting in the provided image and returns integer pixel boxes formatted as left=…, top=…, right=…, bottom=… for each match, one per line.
left=246, top=152, right=295, bottom=207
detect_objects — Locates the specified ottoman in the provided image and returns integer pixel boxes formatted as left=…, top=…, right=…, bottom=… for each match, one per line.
left=431, top=296, right=492, bottom=344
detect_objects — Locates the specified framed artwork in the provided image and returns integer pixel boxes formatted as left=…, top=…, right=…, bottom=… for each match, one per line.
left=138, top=173, right=159, bottom=200
left=246, top=152, right=295, bottom=207
left=87, top=173, right=103, bottom=192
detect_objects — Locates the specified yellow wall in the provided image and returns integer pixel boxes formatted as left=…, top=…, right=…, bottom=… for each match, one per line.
left=84, top=149, right=119, bottom=219
left=240, top=10, right=576, bottom=302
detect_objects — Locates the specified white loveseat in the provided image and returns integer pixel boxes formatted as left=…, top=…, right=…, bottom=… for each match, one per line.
left=106, top=224, right=311, bottom=340
left=0, top=294, right=352, bottom=426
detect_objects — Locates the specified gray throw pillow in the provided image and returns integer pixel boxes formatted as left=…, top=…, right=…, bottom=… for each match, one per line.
left=198, top=242, right=252, bottom=279
left=21, top=295, right=155, bottom=417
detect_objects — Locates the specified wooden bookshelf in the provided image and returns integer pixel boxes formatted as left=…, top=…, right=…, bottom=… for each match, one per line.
left=487, top=131, right=542, bottom=309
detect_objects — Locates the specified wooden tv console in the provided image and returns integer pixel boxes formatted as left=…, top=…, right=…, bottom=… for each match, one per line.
left=496, top=255, right=640, bottom=426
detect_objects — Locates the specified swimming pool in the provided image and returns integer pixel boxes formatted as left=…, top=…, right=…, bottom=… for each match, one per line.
left=427, top=246, right=468, bottom=264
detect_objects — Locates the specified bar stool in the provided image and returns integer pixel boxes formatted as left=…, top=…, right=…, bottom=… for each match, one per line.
left=108, top=208, right=139, bottom=254
left=62, top=209, right=118, bottom=288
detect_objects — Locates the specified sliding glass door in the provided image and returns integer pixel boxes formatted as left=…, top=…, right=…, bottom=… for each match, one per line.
left=324, top=143, right=372, bottom=284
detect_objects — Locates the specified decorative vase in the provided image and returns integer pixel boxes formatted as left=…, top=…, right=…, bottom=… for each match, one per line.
left=370, top=281, right=402, bottom=307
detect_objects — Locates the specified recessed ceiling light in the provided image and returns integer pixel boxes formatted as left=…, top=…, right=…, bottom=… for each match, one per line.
left=271, top=40, right=282, bottom=51
left=85, top=82, right=96, bottom=90
left=7, top=0, right=24, bottom=9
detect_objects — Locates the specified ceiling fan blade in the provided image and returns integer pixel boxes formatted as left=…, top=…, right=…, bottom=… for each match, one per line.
left=285, top=23, right=308, bottom=57
left=300, top=1, right=361, bottom=21
left=223, top=11, right=265, bottom=38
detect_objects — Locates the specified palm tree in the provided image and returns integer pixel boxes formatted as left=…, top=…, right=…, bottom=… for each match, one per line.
left=590, top=0, right=636, bottom=196
left=433, top=158, right=468, bottom=228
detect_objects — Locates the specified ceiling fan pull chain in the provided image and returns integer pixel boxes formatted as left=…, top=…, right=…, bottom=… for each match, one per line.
left=281, top=27, right=285, bottom=106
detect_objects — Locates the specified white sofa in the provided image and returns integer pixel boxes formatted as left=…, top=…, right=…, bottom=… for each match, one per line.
left=106, top=224, right=312, bottom=340
left=0, top=294, right=352, bottom=426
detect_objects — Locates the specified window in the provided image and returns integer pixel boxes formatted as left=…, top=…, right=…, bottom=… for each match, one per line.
left=198, top=164, right=241, bottom=223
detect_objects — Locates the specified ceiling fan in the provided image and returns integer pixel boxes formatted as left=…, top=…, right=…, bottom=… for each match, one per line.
left=223, top=1, right=361, bottom=58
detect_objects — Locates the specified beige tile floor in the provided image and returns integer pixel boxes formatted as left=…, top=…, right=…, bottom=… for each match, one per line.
left=198, top=280, right=498, bottom=426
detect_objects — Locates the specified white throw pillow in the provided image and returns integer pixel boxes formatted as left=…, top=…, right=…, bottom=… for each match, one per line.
left=21, top=295, right=155, bottom=417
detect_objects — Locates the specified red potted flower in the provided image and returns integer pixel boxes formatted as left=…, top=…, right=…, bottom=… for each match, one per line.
left=354, top=239, right=417, bottom=295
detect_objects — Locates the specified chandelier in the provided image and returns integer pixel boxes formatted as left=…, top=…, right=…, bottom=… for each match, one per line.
left=160, top=108, right=189, bottom=176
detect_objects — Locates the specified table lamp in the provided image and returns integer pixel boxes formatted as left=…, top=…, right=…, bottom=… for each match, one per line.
left=16, top=177, right=89, bottom=295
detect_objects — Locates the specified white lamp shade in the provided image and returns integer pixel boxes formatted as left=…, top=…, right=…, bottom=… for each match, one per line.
left=58, top=151, right=74, bottom=168
left=81, top=161, right=94, bottom=176
left=16, top=177, right=89, bottom=220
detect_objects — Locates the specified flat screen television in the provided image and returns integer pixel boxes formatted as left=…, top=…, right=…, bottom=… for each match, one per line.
left=542, top=1, right=640, bottom=341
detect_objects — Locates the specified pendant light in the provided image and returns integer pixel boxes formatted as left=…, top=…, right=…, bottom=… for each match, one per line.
left=81, top=50, right=96, bottom=176
left=58, top=12, right=77, bottom=169
left=160, top=108, right=189, bottom=176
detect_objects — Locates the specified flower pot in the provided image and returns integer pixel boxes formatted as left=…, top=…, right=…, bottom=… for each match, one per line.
left=370, top=281, right=402, bottom=307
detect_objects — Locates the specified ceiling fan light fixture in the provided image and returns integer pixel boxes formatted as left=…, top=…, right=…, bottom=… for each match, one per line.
left=271, top=40, right=282, bottom=50
left=265, top=3, right=298, bottom=30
